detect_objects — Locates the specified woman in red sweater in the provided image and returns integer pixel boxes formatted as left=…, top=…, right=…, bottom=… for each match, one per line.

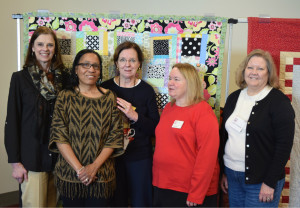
left=153, top=63, right=220, bottom=207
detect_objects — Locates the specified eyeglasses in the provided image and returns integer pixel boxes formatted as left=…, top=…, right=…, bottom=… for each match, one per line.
left=77, top=63, right=101, bottom=70
left=118, top=58, right=137, bottom=64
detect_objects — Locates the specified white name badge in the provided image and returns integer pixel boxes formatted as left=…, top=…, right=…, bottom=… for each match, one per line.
left=172, top=120, right=184, bottom=129
left=229, top=116, right=246, bottom=132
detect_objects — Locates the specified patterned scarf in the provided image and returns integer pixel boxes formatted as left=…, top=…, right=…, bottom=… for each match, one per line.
left=28, top=65, right=60, bottom=100
left=27, top=65, right=64, bottom=144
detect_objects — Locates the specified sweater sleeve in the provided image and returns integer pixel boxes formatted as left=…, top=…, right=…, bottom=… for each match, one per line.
left=134, top=86, right=160, bottom=136
left=264, top=94, right=295, bottom=188
left=187, top=103, right=220, bottom=204
left=49, top=91, right=70, bottom=153
left=103, top=91, right=124, bottom=157
left=4, top=73, right=22, bottom=163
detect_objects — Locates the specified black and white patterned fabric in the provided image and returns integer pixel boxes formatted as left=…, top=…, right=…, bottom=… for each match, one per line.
left=147, top=64, right=165, bottom=79
left=155, top=92, right=169, bottom=109
left=86, top=35, right=99, bottom=50
left=117, top=36, right=135, bottom=46
left=153, top=40, right=169, bottom=55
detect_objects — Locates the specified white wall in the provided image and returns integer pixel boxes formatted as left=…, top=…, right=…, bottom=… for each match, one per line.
left=1, top=0, right=300, bottom=194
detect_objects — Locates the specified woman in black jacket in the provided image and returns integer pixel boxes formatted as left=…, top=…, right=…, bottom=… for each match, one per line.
left=4, top=26, right=67, bottom=207
left=220, top=49, right=295, bottom=207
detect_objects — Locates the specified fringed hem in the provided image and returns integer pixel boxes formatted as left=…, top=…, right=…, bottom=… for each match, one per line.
left=55, top=176, right=116, bottom=199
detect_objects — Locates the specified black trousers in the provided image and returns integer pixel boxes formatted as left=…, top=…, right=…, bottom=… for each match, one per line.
left=153, top=186, right=218, bottom=207
left=60, top=195, right=109, bottom=207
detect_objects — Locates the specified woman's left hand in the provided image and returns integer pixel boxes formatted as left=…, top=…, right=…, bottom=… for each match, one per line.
left=77, top=163, right=98, bottom=186
left=259, top=183, right=274, bottom=203
left=186, top=201, right=198, bottom=207
left=117, top=97, right=138, bottom=122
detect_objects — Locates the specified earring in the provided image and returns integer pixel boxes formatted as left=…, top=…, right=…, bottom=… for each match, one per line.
left=116, top=67, right=120, bottom=76
left=97, top=77, right=102, bottom=85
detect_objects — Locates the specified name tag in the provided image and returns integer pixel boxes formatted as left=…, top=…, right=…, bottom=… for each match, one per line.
left=229, top=116, right=246, bottom=132
left=172, top=120, right=184, bottom=129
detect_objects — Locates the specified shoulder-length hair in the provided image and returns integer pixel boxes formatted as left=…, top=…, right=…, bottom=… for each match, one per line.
left=24, top=26, right=64, bottom=70
left=170, top=63, right=204, bottom=106
left=235, top=49, right=280, bottom=89
left=66, top=49, right=103, bottom=92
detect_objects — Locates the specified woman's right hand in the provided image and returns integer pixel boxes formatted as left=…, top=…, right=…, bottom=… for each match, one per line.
left=220, top=174, right=228, bottom=194
left=11, top=163, right=28, bottom=184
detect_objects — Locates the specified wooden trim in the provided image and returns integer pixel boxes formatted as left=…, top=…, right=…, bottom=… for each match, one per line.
left=0, top=191, right=19, bottom=207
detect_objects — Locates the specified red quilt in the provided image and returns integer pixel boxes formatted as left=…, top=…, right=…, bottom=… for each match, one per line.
left=248, top=17, right=300, bottom=207
left=248, top=17, right=300, bottom=74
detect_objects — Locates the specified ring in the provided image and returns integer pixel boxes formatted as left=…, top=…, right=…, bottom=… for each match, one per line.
left=267, top=197, right=270, bottom=201
left=85, top=178, right=89, bottom=182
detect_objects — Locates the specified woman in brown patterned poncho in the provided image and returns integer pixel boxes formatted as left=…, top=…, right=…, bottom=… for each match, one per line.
left=49, top=49, right=124, bottom=207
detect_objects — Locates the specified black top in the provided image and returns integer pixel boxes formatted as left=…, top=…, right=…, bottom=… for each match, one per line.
left=4, top=67, right=66, bottom=172
left=220, top=88, right=295, bottom=188
left=101, top=78, right=160, bottom=161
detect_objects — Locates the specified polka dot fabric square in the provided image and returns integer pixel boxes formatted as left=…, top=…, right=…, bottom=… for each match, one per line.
left=181, top=37, right=201, bottom=57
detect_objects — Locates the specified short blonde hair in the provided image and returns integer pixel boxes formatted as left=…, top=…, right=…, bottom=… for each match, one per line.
left=170, top=63, right=204, bottom=106
left=236, top=49, right=280, bottom=89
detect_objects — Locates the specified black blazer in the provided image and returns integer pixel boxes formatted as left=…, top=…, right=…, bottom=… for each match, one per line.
left=4, top=67, right=58, bottom=172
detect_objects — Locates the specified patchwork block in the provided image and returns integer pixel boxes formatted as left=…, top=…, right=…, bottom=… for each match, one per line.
left=153, top=39, right=169, bottom=55
left=181, top=37, right=201, bottom=57
left=86, top=35, right=99, bottom=50
left=58, top=39, right=71, bottom=55
left=147, top=64, right=165, bottom=79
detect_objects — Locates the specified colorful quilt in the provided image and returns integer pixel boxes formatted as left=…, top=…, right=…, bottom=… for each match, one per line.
left=23, top=12, right=228, bottom=118
left=248, top=17, right=300, bottom=207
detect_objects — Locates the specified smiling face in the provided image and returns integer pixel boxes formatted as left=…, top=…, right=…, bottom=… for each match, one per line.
left=168, top=67, right=188, bottom=106
left=244, top=56, right=269, bottom=92
left=116, top=48, right=141, bottom=80
left=76, top=53, right=101, bottom=88
left=32, top=34, right=55, bottom=69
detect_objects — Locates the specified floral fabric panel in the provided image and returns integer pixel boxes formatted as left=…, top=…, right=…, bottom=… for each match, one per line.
left=23, top=13, right=228, bottom=117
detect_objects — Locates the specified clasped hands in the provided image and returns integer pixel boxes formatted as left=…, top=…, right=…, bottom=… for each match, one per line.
left=76, top=164, right=98, bottom=186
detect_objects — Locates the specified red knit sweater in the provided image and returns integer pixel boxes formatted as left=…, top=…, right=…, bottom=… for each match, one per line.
left=153, top=101, right=220, bottom=205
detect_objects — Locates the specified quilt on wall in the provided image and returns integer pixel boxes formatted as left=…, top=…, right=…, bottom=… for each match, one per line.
left=23, top=12, right=228, bottom=117
left=248, top=18, right=300, bottom=207
left=279, top=52, right=300, bottom=208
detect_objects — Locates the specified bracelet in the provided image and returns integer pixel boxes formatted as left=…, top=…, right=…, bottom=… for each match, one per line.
left=76, top=166, right=85, bottom=175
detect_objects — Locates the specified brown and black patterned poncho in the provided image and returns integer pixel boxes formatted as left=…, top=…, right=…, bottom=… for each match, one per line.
left=49, top=89, right=124, bottom=199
